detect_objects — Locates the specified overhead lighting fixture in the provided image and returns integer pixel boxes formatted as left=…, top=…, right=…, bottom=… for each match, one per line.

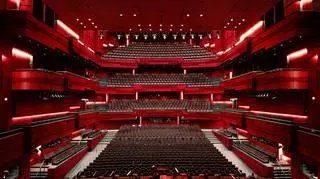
left=120, top=13, right=123, bottom=17
left=56, top=20, right=80, bottom=39
left=204, top=43, right=210, bottom=47
left=200, top=14, right=203, bottom=17
left=80, top=22, right=83, bottom=25
left=88, top=18, right=91, bottom=21
left=242, top=19, right=246, bottom=21
left=170, top=29, right=172, bottom=31
left=149, top=28, right=152, bottom=31
left=181, top=24, right=184, bottom=27
left=238, top=22, right=241, bottom=25
left=224, top=26, right=227, bottom=28
left=139, top=28, right=142, bottom=31
left=234, top=26, right=237, bottom=29
left=186, top=14, right=190, bottom=17
left=133, top=13, right=136, bottom=17
left=129, top=28, right=132, bottom=31
left=160, top=28, right=162, bottom=31
left=91, top=22, right=95, bottom=25
left=180, top=29, right=182, bottom=31
left=76, top=18, right=79, bottom=21
left=103, top=43, right=108, bottom=47
left=189, top=29, right=193, bottom=31
left=210, top=44, right=215, bottom=48
left=149, top=24, right=152, bottom=27
left=95, top=26, right=98, bottom=28
left=230, top=18, right=234, bottom=21
left=170, top=24, right=173, bottom=27
left=83, top=26, right=86, bottom=28
left=108, top=43, right=114, bottom=47
left=160, top=24, right=162, bottom=27
left=138, top=24, right=141, bottom=27
left=227, top=22, right=230, bottom=25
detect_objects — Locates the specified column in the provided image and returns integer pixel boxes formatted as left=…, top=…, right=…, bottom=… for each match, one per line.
left=177, top=116, right=180, bottom=125
left=139, top=116, right=142, bottom=126
left=210, top=93, right=214, bottom=103
left=183, top=69, right=187, bottom=75
left=105, top=93, right=109, bottom=103
left=0, top=47, right=13, bottom=130
left=135, top=91, right=139, bottom=100
left=180, top=91, right=184, bottom=100
left=132, top=69, right=136, bottom=75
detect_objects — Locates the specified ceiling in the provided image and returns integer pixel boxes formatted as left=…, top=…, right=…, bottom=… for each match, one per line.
left=44, top=0, right=279, bottom=32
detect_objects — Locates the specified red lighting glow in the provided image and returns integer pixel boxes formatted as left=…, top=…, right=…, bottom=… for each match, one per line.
left=300, top=0, right=313, bottom=11
left=12, top=48, right=33, bottom=60
left=250, top=110, right=308, bottom=120
left=213, top=101, right=232, bottom=104
left=287, top=48, right=308, bottom=62
left=204, top=43, right=210, bottom=48
left=239, top=105, right=250, bottom=109
left=9, top=0, right=20, bottom=9
left=216, top=51, right=224, bottom=56
left=240, top=21, right=263, bottom=42
left=236, top=128, right=248, bottom=134
left=69, top=106, right=81, bottom=110
left=56, top=20, right=80, bottom=39
left=12, top=111, right=69, bottom=125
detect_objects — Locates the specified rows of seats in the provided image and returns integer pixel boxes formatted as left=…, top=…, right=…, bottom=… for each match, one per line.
left=107, top=100, right=212, bottom=112
left=232, top=141, right=276, bottom=163
left=99, top=73, right=221, bottom=87
left=102, top=42, right=216, bottom=60
left=78, top=125, right=245, bottom=177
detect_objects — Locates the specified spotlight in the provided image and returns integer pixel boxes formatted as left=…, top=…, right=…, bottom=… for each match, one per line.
left=80, top=22, right=83, bottom=25
left=181, top=24, right=184, bottom=27
left=4, top=97, right=8, bottom=101
left=133, top=13, right=136, bottom=17
left=170, top=29, right=172, bottom=31
left=189, top=29, right=193, bottom=32
left=138, top=24, right=141, bottom=27
left=120, top=13, right=123, bottom=17
left=312, top=96, right=316, bottom=101
left=160, top=24, right=162, bottom=27
left=76, top=18, right=79, bottom=21
left=231, top=18, right=234, bottom=21
left=95, top=26, right=98, bottom=28
left=88, top=18, right=91, bottom=21
left=200, top=14, right=203, bottom=17
left=129, top=28, right=132, bottom=31
left=180, top=29, right=182, bottom=31
left=149, top=24, right=152, bottom=27
left=170, top=24, right=173, bottom=27
left=242, top=18, right=246, bottom=21
left=92, top=22, right=95, bottom=25
left=186, top=14, right=190, bottom=17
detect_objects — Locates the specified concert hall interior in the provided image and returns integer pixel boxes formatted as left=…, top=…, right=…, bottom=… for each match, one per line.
left=0, top=0, right=319, bottom=178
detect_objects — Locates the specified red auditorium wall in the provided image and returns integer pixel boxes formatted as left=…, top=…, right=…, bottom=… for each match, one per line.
left=14, top=97, right=81, bottom=117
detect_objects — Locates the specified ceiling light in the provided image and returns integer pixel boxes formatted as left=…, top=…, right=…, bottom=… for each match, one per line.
left=181, top=24, right=184, bottom=27
left=149, top=24, right=152, bottom=27
left=189, top=29, right=192, bottom=31
left=234, top=26, right=237, bottom=29
left=180, top=29, right=182, bottom=31
left=83, top=26, right=86, bottom=28
left=231, top=18, right=234, bottom=21
left=139, top=28, right=142, bottom=31
left=92, top=22, right=95, bottom=25
left=133, top=13, right=136, bottom=17
left=88, top=18, right=91, bottom=21
left=160, top=24, right=162, bottom=27
left=170, top=24, right=173, bottom=27
left=120, top=14, right=123, bottom=17
left=76, top=18, right=79, bottom=21
left=170, top=29, right=172, bottom=31
left=238, top=22, right=241, bottom=25
left=242, top=19, right=246, bottom=21
left=160, top=28, right=162, bottom=31
left=224, top=26, right=227, bottom=28
left=129, top=28, right=132, bottom=31
left=186, top=14, right=190, bottom=17
left=138, top=24, right=141, bottom=27
left=227, top=22, right=230, bottom=25
left=200, top=14, right=203, bottom=17
left=80, top=22, right=83, bottom=25
left=149, top=28, right=152, bottom=31
left=95, top=26, right=98, bottom=28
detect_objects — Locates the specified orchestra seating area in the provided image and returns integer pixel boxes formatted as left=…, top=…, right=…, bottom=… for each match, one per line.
left=100, top=73, right=221, bottom=87
left=107, top=99, right=212, bottom=112
left=78, top=125, right=245, bottom=177
left=102, top=42, right=216, bottom=60
left=232, top=141, right=277, bottom=164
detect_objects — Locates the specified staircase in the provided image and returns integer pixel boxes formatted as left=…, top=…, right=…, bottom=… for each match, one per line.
left=202, top=129, right=221, bottom=144
left=30, top=164, right=48, bottom=179
left=273, top=165, right=292, bottom=179
left=100, top=130, right=117, bottom=145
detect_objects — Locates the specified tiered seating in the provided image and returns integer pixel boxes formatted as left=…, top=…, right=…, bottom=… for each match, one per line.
left=78, top=125, right=244, bottom=177
left=102, top=42, right=216, bottom=60
left=107, top=100, right=212, bottom=112
left=233, top=141, right=277, bottom=163
left=99, top=73, right=220, bottom=87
